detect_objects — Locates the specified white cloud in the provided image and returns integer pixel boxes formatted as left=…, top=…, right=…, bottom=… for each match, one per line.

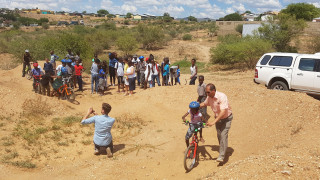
left=61, top=7, right=71, bottom=12
left=312, top=2, right=320, bottom=8
left=233, top=3, right=246, bottom=12
left=121, top=4, right=137, bottom=13
left=226, top=7, right=235, bottom=14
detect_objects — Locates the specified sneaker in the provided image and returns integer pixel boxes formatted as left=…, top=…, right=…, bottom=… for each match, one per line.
left=94, top=149, right=100, bottom=155
left=106, top=147, right=113, bottom=158
left=216, top=157, right=224, bottom=162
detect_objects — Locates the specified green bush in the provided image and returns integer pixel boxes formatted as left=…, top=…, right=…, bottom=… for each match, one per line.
left=116, top=34, right=138, bottom=56
left=124, top=20, right=129, bottom=25
left=182, top=34, right=192, bottom=40
left=137, top=24, right=165, bottom=50
left=210, top=37, right=273, bottom=69
left=41, top=23, right=49, bottom=29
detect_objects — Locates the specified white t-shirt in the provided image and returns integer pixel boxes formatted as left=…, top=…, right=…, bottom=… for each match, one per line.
left=145, top=63, right=153, bottom=81
left=132, top=58, right=140, bottom=65
left=56, top=65, right=63, bottom=74
left=188, top=109, right=203, bottom=124
left=115, top=62, right=124, bottom=76
left=152, top=63, right=159, bottom=76
left=190, top=65, right=197, bottom=77
left=127, top=66, right=136, bottom=78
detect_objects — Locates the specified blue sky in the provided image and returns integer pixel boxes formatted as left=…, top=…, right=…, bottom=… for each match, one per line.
left=1, top=0, right=320, bottom=19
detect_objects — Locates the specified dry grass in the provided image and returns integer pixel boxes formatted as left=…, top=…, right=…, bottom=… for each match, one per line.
left=22, top=97, right=53, bottom=118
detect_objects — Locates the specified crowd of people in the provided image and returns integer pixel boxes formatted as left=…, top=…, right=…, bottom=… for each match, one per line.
left=22, top=50, right=200, bottom=97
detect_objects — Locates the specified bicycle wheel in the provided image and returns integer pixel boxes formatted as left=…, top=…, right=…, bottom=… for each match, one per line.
left=36, top=84, right=41, bottom=94
left=183, top=145, right=197, bottom=172
left=26, top=70, right=32, bottom=80
left=66, top=88, right=75, bottom=102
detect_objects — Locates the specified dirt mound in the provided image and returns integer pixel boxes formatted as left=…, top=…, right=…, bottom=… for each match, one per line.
left=0, top=56, right=320, bottom=179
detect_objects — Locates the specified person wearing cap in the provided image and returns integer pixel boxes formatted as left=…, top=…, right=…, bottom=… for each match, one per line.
left=56, top=59, right=67, bottom=76
left=22, top=49, right=32, bottom=77
left=137, top=56, right=146, bottom=88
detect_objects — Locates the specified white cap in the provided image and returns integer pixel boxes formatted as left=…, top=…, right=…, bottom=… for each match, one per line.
left=25, top=49, right=29, bottom=53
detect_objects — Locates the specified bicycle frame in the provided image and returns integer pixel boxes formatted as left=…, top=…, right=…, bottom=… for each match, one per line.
left=188, top=132, right=199, bottom=159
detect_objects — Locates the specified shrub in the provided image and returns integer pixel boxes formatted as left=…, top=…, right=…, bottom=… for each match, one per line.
left=41, top=22, right=49, bottom=29
left=137, top=24, right=165, bottom=50
left=182, top=34, right=192, bottom=40
left=235, top=24, right=243, bottom=34
left=116, top=34, right=138, bottom=56
left=210, top=36, right=273, bottom=69
left=124, top=20, right=129, bottom=25
left=308, top=35, right=320, bottom=53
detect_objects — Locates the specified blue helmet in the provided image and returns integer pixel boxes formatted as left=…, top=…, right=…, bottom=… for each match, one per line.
left=66, top=59, right=72, bottom=63
left=61, top=59, right=66, bottom=63
left=189, top=101, right=200, bottom=108
left=139, top=56, right=144, bottom=60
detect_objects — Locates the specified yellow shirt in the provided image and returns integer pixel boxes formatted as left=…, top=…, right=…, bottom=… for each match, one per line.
left=124, top=64, right=129, bottom=78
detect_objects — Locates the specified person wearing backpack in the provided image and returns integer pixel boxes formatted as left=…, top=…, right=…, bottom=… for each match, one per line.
left=115, top=57, right=125, bottom=93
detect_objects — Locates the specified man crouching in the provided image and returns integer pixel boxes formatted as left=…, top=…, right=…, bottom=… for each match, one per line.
left=81, top=103, right=115, bottom=158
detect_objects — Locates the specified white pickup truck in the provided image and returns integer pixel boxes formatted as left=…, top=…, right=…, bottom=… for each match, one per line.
left=254, top=52, right=320, bottom=95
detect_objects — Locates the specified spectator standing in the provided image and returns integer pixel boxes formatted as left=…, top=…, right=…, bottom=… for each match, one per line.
left=190, top=58, right=197, bottom=85
left=74, top=60, right=85, bottom=91
left=50, top=50, right=59, bottom=75
left=91, top=59, right=100, bottom=94
left=137, top=56, right=146, bottom=89
left=108, top=52, right=118, bottom=86
left=22, top=49, right=32, bottom=77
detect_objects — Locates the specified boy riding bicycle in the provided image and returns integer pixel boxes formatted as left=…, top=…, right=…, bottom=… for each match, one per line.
left=182, top=101, right=207, bottom=147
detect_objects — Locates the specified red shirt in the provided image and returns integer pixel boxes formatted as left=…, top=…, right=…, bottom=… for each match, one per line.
left=74, top=65, right=83, bottom=76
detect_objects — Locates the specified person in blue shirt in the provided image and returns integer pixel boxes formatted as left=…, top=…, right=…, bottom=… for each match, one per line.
left=98, top=64, right=106, bottom=96
left=176, top=65, right=181, bottom=85
left=108, top=52, right=118, bottom=86
left=162, top=57, right=170, bottom=86
left=31, top=62, right=42, bottom=92
left=81, top=103, right=115, bottom=157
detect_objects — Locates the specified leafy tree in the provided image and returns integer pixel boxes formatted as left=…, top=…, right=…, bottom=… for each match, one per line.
left=281, top=3, right=320, bottom=21
left=224, top=13, right=242, bottom=21
left=116, top=34, right=138, bottom=56
left=245, top=10, right=252, bottom=14
left=97, top=9, right=109, bottom=17
left=188, top=16, right=197, bottom=22
left=258, top=13, right=307, bottom=52
left=82, top=11, right=87, bottom=14
left=163, top=12, right=173, bottom=23
left=126, top=12, right=133, bottom=19
left=107, top=14, right=115, bottom=19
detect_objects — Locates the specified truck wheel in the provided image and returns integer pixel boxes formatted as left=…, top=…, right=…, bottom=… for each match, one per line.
left=270, top=81, right=288, bottom=90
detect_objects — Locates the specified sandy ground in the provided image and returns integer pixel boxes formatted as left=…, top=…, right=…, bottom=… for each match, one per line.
left=0, top=35, right=320, bottom=179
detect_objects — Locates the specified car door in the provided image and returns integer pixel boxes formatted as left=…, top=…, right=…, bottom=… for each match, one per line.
left=314, top=60, right=320, bottom=91
left=291, top=58, right=317, bottom=91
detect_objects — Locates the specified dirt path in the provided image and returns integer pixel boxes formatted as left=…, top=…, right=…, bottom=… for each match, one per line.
left=1, top=61, right=320, bottom=179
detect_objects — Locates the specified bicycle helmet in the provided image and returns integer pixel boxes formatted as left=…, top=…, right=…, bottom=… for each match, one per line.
left=66, top=59, right=72, bottom=63
left=139, top=56, right=144, bottom=60
left=33, top=63, right=38, bottom=67
left=61, top=59, right=66, bottom=63
left=189, top=101, right=200, bottom=108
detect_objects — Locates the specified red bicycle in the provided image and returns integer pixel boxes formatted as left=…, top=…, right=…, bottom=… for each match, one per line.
left=33, top=75, right=42, bottom=94
left=183, top=121, right=206, bottom=172
left=58, top=76, right=75, bottom=101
